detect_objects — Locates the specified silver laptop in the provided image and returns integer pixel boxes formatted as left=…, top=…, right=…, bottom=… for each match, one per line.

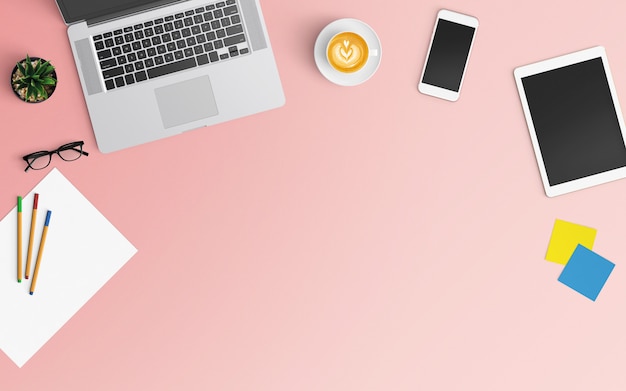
left=56, top=0, right=285, bottom=153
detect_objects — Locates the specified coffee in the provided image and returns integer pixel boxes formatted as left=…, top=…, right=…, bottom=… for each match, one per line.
left=327, top=32, right=369, bottom=73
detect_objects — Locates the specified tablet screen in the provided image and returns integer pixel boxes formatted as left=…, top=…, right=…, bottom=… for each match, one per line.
left=521, top=57, right=626, bottom=186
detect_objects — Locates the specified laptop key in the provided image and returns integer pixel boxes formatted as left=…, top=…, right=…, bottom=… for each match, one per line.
left=223, top=5, right=238, bottom=16
left=208, top=51, right=219, bottom=62
left=114, top=76, right=125, bottom=87
left=223, top=34, right=245, bottom=46
left=102, top=66, right=124, bottom=79
left=226, top=24, right=243, bottom=36
left=135, top=71, right=148, bottom=82
left=147, top=57, right=196, bottom=79
left=100, top=58, right=117, bottom=69
left=105, top=79, right=115, bottom=90
left=197, top=54, right=209, bottom=65
left=125, top=74, right=135, bottom=84
left=97, top=49, right=113, bottom=60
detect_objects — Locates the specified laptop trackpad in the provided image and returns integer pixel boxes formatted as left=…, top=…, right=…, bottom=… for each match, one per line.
left=155, top=76, right=219, bottom=129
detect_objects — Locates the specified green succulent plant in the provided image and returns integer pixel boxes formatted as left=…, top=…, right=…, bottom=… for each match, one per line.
left=13, top=54, right=57, bottom=102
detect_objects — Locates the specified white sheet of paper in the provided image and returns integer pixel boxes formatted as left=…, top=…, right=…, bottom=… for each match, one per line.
left=0, top=168, right=137, bottom=367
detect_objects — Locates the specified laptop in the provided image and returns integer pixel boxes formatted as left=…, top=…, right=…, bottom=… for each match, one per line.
left=55, top=0, right=285, bottom=153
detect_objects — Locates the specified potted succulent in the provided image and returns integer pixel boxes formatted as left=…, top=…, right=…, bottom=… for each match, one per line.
left=11, top=54, right=57, bottom=103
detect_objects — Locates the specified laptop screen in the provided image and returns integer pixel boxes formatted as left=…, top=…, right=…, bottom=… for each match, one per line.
left=56, top=0, right=172, bottom=24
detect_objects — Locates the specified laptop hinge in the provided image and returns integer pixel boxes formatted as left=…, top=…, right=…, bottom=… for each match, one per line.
left=86, top=0, right=188, bottom=26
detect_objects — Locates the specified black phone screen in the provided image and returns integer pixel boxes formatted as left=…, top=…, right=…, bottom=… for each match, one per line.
left=422, top=19, right=476, bottom=92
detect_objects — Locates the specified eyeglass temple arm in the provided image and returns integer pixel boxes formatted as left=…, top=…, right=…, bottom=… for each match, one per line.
left=69, top=147, right=89, bottom=157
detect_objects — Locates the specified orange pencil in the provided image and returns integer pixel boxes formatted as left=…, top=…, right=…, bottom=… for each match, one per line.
left=30, top=210, right=51, bottom=295
left=25, top=193, right=39, bottom=279
left=17, top=196, right=23, bottom=283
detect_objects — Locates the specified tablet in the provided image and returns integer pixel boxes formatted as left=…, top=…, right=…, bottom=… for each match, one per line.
left=514, top=46, right=626, bottom=197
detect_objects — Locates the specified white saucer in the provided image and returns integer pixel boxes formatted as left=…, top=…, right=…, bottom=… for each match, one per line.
left=314, top=18, right=382, bottom=86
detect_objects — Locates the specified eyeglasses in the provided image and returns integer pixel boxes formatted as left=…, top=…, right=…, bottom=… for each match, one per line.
left=23, top=141, right=89, bottom=172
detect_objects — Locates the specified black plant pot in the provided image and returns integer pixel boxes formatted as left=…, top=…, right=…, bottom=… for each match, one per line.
left=11, top=57, right=58, bottom=103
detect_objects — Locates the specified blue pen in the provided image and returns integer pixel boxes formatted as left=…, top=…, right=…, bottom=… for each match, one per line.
left=30, top=210, right=51, bottom=295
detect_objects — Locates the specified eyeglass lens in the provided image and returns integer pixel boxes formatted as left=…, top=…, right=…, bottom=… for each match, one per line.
left=57, top=144, right=84, bottom=161
left=25, top=153, right=52, bottom=170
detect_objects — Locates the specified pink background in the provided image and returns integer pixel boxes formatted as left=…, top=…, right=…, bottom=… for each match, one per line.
left=3, top=0, right=626, bottom=389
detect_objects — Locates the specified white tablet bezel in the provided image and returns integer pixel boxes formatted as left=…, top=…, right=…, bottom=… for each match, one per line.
left=418, top=9, right=479, bottom=102
left=514, top=46, right=626, bottom=197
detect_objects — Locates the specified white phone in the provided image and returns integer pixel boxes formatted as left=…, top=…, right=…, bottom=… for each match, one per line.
left=418, top=10, right=479, bottom=101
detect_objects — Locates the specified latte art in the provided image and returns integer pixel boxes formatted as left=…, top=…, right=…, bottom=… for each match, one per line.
left=327, top=32, right=369, bottom=73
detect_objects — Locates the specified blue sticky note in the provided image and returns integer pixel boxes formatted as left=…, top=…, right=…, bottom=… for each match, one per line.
left=558, top=245, right=615, bottom=301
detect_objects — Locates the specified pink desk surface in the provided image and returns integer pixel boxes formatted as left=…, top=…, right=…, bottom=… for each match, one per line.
left=3, top=0, right=626, bottom=389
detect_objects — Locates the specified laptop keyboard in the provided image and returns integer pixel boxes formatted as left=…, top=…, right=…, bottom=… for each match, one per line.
left=93, top=0, right=249, bottom=91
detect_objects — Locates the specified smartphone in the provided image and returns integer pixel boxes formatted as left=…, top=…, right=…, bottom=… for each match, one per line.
left=418, top=10, right=479, bottom=101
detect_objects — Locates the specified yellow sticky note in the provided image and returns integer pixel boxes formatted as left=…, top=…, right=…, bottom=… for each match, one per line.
left=545, top=219, right=597, bottom=265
